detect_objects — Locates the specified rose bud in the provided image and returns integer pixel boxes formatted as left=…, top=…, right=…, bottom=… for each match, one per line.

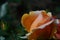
left=21, top=10, right=56, bottom=40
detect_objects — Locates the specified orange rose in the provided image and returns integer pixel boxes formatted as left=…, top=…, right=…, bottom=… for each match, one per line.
left=21, top=10, right=56, bottom=40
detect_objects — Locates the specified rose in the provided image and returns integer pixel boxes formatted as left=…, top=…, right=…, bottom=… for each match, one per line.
left=21, top=10, right=56, bottom=40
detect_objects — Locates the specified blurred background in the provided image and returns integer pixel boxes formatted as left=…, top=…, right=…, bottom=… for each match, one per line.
left=0, top=0, right=60, bottom=40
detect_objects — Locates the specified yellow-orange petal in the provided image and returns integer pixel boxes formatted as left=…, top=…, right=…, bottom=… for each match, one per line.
left=21, top=13, right=38, bottom=32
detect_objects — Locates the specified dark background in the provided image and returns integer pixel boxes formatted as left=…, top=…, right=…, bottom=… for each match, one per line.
left=0, top=0, right=60, bottom=19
